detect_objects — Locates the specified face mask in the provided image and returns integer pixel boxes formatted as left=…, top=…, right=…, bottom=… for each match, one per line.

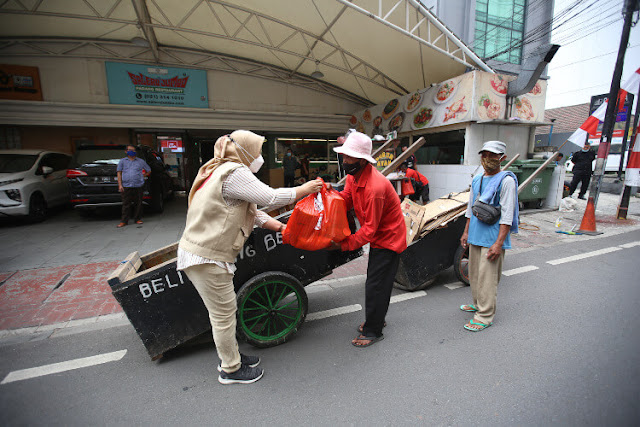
left=481, top=156, right=501, bottom=172
left=287, top=152, right=292, bottom=157
left=229, top=136, right=263, bottom=173
left=343, top=160, right=363, bottom=175
left=126, top=150, right=136, bottom=157
left=582, top=147, right=590, bottom=152
left=249, top=155, right=264, bottom=173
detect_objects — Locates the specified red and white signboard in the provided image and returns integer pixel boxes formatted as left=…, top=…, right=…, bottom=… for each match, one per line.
left=160, top=139, right=183, bottom=153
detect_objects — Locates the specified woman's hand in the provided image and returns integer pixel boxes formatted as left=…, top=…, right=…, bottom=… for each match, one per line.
left=296, top=177, right=323, bottom=199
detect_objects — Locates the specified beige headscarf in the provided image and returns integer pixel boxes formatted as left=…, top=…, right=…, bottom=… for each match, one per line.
left=188, top=129, right=265, bottom=206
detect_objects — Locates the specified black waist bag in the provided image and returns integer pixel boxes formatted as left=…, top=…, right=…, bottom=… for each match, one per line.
left=471, top=175, right=501, bottom=225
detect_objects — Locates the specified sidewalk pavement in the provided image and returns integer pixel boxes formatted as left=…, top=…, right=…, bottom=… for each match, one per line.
left=1, top=190, right=638, bottom=338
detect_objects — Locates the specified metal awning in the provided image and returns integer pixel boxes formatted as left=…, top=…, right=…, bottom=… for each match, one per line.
left=0, top=0, right=491, bottom=106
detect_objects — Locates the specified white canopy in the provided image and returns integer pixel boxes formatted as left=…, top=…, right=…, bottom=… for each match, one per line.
left=0, top=0, right=491, bottom=106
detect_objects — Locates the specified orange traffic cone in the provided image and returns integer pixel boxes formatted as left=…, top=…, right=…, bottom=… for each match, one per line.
left=578, top=196, right=602, bottom=235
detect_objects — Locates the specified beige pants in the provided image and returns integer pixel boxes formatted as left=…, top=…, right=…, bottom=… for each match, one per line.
left=183, top=263, right=241, bottom=373
left=468, top=244, right=505, bottom=325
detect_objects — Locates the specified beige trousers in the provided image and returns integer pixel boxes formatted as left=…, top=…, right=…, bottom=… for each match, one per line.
left=183, top=263, right=241, bottom=373
left=468, top=244, right=505, bottom=325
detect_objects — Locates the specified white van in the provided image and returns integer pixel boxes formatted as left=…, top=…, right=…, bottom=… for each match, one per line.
left=565, top=142, right=628, bottom=173
left=0, top=150, right=71, bottom=221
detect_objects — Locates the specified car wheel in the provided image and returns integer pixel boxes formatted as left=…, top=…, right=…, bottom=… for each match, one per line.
left=453, top=244, right=470, bottom=286
left=236, top=272, right=308, bottom=348
left=27, top=192, right=47, bottom=223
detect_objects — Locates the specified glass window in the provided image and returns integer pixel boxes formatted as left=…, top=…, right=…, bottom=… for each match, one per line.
left=474, top=0, right=526, bottom=65
left=0, top=154, right=37, bottom=172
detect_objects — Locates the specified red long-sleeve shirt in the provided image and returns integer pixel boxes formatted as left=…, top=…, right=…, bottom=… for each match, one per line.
left=405, top=168, right=429, bottom=185
left=339, top=164, right=407, bottom=253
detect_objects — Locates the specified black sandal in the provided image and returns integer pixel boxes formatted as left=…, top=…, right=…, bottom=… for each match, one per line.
left=351, top=334, right=384, bottom=348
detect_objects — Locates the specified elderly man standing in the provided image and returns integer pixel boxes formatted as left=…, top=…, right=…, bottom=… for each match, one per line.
left=330, top=131, right=407, bottom=347
left=459, top=141, right=518, bottom=331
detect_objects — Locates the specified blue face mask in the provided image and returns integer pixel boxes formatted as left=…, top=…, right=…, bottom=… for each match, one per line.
left=287, top=152, right=292, bottom=157
left=126, top=150, right=136, bottom=157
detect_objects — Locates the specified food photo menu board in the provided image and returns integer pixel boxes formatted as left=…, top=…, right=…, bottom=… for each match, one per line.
left=350, top=71, right=547, bottom=136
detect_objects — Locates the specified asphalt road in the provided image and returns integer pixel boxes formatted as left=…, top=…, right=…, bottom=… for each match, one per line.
left=1, top=230, right=639, bottom=426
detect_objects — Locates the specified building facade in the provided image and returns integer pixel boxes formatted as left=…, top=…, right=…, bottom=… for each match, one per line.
left=423, top=0, right=555, bottom=76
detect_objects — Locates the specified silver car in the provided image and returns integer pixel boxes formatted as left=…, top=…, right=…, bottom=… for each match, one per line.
left=0, top=150, right=71, bottom=222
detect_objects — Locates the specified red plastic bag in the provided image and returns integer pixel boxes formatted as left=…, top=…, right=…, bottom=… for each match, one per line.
left=401, top=178, right=415, bottom=196
left=283, top=182, right=351, bottom=251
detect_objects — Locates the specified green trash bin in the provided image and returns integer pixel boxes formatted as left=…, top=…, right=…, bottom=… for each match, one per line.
left=515, top=159, right=554, bottom=208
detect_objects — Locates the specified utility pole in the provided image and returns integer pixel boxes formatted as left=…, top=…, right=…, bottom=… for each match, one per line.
left=585, top=0, right=639, bottom=209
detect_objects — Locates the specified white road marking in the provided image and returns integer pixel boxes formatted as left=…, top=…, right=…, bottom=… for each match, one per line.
left=444, top=282, right=465, bottom=290
left=546, top=247, right=622, bottom=266
left=619, top=241, right=640, bottom=249
left=307, top=304, right=362, bottom=321
left=502, top=265, right=539, bottom=276
left=306, top=290, right=428, bottom=322
left=1, top=350, right=127, bottom=385
left=390, top=291, right=427, bottom=303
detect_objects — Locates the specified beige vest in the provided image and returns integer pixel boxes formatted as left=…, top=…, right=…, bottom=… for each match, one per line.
left=179, top=162, right=256, bottom=262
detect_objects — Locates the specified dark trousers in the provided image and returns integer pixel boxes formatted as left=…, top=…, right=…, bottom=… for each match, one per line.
left=409, top=183, right=430, bottom=204
left=362, top=247, right=401, bottom=338
left=121, top=187, right=143, bottom=223
left=569, top=172, right=591, bottom=197
left=284, top=175, right=295, bottom=187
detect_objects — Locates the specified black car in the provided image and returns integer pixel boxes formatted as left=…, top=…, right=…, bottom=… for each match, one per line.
left=67, top=145, right=173, bottom=214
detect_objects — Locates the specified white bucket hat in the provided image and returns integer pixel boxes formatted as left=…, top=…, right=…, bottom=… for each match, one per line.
left=333, top=131, right=377, bottom=164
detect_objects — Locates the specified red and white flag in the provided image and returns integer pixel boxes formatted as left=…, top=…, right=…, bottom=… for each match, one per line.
left=567, top=67, right=640, bottom=145
left=625, top=123, right=640, bottom=187
left=567, top=101, right=607, bottom=144
left=621, top=67, right=640, bottom=95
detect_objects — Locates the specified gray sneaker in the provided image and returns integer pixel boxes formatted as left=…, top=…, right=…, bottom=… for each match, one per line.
left=218, top=363, right=264, bottom=385
left=217, top=353, right=260, bottom=372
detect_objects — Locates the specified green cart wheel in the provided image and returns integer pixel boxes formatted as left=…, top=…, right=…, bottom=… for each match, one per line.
left=236, top=272, right=308, bottom=348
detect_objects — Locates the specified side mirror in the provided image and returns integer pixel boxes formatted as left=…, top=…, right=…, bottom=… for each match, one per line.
left=41, top=166, right=54, bottom=175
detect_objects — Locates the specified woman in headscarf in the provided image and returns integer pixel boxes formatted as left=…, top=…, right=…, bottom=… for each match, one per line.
left=178, top=130, right=323, bottom=385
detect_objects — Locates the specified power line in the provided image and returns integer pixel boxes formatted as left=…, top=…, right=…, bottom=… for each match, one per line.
left=483, top=0, right=621, bottom=63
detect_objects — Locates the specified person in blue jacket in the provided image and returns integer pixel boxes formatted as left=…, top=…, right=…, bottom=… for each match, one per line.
left=459, top=140, right=519, bottom=331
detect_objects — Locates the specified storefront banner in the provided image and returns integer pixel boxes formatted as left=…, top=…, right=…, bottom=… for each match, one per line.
left=105, top=62, right=208, bottom=108
left=0, top=64, right=43, bottom=101
left=350, top=71, right=547, bottom=137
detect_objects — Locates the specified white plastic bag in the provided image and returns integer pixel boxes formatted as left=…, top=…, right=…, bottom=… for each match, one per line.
left=559, top=197, right=577, bottom=212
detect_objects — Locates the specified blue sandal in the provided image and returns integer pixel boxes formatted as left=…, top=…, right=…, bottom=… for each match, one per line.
left=464, top=319, right=492, bottom=331
left=460, top=304, right=478, bottom=312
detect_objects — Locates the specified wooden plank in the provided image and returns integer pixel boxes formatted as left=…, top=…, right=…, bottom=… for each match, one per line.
left=380, top=137, right=426, bottom=176
left=141, top=242, right=179, bottom=268
left=371, top=138, right=398, bottom=161
left=107, top=251, right=141, bottom=287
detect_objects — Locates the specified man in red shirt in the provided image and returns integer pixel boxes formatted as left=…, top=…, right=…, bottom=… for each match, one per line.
left=400, top=162, right=430, bottom=204
left=331, top=131, right=407, bottom=347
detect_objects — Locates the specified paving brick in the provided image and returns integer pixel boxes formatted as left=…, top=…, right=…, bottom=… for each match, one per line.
left=45, top=261, right=119, bottom=303
left=0, top=266, right=74, bottom=310
left=0, top=271, right=16, bottom=284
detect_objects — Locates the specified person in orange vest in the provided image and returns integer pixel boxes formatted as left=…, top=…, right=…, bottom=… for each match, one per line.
left=400, top=162, right=430, bottom=204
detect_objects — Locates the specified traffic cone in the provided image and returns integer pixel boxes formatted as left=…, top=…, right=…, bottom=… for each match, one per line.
left=578, top=196, right=602, bottom=235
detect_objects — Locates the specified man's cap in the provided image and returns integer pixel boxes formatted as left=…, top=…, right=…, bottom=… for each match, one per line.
left=333, top=131, right=377, bottom=164
left=479, top=140, right=506, bottom=155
